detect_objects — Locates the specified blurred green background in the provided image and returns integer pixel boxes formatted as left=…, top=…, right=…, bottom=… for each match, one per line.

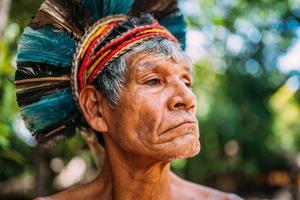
left=1, top=0, right=300, bottom=199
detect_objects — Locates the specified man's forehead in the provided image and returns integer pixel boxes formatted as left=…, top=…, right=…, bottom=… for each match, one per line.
left=132, top=54, right=192, bottom=74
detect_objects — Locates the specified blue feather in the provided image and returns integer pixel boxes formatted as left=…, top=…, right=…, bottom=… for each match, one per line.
left=21, top=89, right=76, bottom=134
left=80, top=0, right=134, bottom=21
left=160, top=14, right=187, bottom=50
left=17, top=26, right=76, bottom=67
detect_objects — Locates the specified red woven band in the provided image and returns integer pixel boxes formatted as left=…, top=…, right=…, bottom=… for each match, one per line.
left=77, top=22, right=178, bottom=90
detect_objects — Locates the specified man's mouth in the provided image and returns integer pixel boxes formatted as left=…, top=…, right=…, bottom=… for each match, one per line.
left=159, top=121, right=197, bottom=136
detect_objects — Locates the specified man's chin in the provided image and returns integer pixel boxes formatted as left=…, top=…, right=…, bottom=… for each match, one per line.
left=173, top=138, right=201, bottom=159
left=154, top=134, right=201, bottom=161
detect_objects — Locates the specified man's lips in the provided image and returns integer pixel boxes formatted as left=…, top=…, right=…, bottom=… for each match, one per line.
left=159, top=121, right=197, bottom=136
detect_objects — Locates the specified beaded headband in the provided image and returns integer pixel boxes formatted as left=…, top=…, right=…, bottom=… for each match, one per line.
left=71, top=14, right=178, bottom=103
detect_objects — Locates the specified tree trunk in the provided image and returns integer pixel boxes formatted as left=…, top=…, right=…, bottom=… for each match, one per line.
left=34, top=144, right=53, bottom=197
left=0, top=0, right=11, bottom=39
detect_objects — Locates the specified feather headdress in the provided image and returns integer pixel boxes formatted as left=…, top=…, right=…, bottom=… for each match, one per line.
left=15, top=0, right=187, bottom=143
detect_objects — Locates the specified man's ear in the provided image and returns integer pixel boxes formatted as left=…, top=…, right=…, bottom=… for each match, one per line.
left=79, top=85, right=108, bottom=133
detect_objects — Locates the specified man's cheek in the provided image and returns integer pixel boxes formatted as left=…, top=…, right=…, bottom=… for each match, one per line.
left=135, top=114, right=157, bottom=143
left=137, top=116, right=155, bottom=141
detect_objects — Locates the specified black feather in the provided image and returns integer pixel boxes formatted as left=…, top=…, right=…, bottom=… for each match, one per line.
left=16, top=62, right=70, bottom=80
left=35, top=113, right=80, bottom=143
left=16, top=81, right=70, bottom=106
left=29, top=0, right=93, bottom=39
left=130, top=0, right=178, bottom=20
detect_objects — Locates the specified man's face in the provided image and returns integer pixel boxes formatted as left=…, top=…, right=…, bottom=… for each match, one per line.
left=105, top=53, right=200, bottom=161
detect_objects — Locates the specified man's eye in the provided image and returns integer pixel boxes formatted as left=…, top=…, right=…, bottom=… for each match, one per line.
left=145, top=79, right=160, bottom=86
left=184, top=81, right=192, bottom=88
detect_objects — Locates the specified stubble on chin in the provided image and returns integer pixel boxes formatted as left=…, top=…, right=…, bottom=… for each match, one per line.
left=153, top=137, right=201, bottom=161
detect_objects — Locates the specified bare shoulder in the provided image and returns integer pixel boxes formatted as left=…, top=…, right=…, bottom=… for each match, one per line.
left=33, top=180, right=105, bottom=200
left=170, top=172, right=243, bottom=200
left=33, top=186, right=88, bottom=200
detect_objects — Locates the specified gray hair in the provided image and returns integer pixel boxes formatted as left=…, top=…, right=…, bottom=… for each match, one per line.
left=92, top=37, right=189, bottom=108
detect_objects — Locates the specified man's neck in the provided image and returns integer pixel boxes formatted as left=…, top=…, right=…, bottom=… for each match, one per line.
left=95, top=139, right=174, bottom=200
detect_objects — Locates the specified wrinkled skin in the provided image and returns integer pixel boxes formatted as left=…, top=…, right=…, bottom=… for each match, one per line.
left=36, top=53, right=242, bottom=200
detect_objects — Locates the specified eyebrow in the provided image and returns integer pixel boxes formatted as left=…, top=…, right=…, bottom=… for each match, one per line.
left=135, top=61, right=193, bottom=76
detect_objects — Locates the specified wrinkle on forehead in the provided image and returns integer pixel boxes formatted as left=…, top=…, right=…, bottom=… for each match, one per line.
left=127, top=52, right=192, bottom=76
left=135, top=59, right=192, bottom=77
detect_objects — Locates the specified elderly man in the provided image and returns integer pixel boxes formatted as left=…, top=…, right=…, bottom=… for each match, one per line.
left=36, top=38, right=241, bottom=200
left=15, top=0, right=242, bottom=199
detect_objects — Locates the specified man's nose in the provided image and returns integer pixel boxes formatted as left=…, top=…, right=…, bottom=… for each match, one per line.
left=167, top=79, right=196, bottom=113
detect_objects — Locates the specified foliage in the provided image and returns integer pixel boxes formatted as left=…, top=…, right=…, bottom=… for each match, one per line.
left=172, top=0, right=300, bottom=192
